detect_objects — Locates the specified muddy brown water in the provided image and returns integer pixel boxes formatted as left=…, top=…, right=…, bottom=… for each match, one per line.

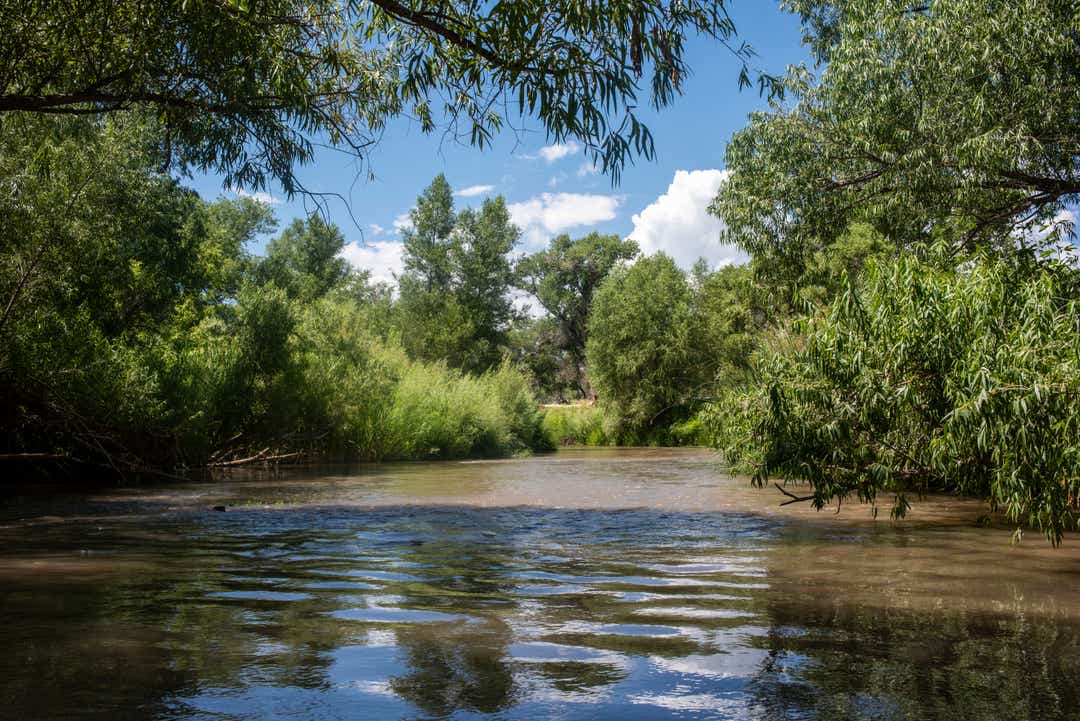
left=1, top=448, right=1078, bottom=720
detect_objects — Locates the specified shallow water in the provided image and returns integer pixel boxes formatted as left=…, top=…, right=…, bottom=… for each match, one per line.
left=2, top=448, right=1079, bottom=720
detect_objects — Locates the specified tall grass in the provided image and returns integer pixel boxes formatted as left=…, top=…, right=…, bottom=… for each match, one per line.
left=380, top=357, right=551, bottom=460
left=540, top=403, right=707, bottom=447
left=74, top=294, right=554, bottom=468
left=208, top=296, right=552, bottom=462
left=540, top=404, right=610, bottom=446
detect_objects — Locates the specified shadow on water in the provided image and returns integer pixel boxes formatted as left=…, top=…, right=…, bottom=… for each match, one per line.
left=1, top=449, right=1078, bottom=720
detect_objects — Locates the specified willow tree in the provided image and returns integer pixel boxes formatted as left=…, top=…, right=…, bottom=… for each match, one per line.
left=1, top=0, right=771, bottom=193
left=586, top=253, right=702, bottom=435
left=711, top=0, right=1080, bottom=275
left=704, top=0, right=1080, bottom=541
left=708, top=247, right=1080, bottom=544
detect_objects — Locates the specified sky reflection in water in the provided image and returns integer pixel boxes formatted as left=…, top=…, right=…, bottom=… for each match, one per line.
left=1, top=448, right=1079, bottom=720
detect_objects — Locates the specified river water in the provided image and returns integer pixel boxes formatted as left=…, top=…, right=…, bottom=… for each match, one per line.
left=2, top=448, right=1078, bottom=720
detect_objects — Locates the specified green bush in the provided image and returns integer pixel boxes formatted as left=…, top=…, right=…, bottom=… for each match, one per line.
left=541, top=405, right=611, bottom=446
left=292, top=301, right=549, bottom=461
left=540, top=403, right=710, bottom=447
left=708, top=246, right=1080, bottom=543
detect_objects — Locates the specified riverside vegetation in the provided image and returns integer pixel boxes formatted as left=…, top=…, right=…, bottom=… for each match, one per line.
left=1, top=0, right=1078, bottom=542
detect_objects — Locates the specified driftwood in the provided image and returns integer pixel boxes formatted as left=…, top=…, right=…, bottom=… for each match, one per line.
left=208, top=449, right=303, bottom=467
left=0, top=452, right=71, bottom=462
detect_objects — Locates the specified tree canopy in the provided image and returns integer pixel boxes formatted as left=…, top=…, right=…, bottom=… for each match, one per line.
left=709, top=246, right=1080, bottom=544
left=1, top=0, right=770, bottom=192
left=260, top=216, right=350, bottom=301
left=711, top=0, right=1080, bottom=272
left=397, top=175, right=518, bottom=374
left=516, top=232, right=639, bottom=397
left=586, top=253, right=701, bottom=432
left=700, top=0, right=1080, bottom=542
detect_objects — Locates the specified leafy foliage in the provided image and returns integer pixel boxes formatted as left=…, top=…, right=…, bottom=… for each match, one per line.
left=708, top=248, right=1080, bottom=543
left=515, top=232, right=639, bottom=397
left=397, top=175, right=518, bottom=374
left=711, top=0, right=1080, bottom=272
left=0, top=117, right=548, bottom=471
left=259, top=216, right=350, bottom=301
left=698, top=0, right=1080, bottom=541
left=1, top=0, right=771, bottom=191
left=585, top=253, right=702, bottom=433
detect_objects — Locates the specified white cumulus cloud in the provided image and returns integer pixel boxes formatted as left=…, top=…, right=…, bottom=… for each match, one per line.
left=576, top=160, right=600, bottom=177
left=392, top=212, right=413, bottom=234
left=454, top=184, right=495, bottom=198
left=508, top=192, right=620, bottom=249
left=339, top=240, right=405, bottom=285
left=228, top=187, right=282, bottom=206
left=628, top=169, right=746, bottom=269
left=522, top=141, right=582, bottom=163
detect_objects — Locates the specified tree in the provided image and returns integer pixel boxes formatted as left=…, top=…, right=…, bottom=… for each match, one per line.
left=450, top=197, right=518, bottom=368
left=198, top=197, right=278, bottom=307
left=260, top=216, right=350, bottom=301
left=0, top=114, right=268, bottom=342
left=397, top=175, right=519, bottom=373
left=691, top=261, right=768, bottom=382
left=708, top=246, right=1080, bottom=544
left=710, top=0, right=1080, bottom=275
left=515, top=232, right=639, bottom=397
left=1, top=0, right=770, bottom=192
left=401, top=175, right=456, bottom=291
left=585, top=253, right=701, bottom=433
left=0, top=114, right=282, bottom=468
left=505, top=317, right=573, bottom=402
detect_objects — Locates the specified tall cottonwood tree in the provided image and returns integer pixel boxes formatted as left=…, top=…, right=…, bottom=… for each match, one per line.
left=397, top=175, right=518, bottom=373
left=515, top=232, right=639, bottom=397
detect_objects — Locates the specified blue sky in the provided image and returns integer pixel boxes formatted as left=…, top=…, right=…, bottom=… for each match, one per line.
left=188, top=3, right=812, bottom=282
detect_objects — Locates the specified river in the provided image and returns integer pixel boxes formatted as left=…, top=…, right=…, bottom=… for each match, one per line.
left=2, top=448, right=1078, bottom=720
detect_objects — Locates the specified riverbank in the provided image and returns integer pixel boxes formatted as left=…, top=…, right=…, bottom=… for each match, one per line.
left=540, top=403, right=706, bottom=447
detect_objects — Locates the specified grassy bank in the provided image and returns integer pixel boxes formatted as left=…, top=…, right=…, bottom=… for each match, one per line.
left=540, top=403, right=707, bottom=448
left=3, top=287, right=554, bottom=474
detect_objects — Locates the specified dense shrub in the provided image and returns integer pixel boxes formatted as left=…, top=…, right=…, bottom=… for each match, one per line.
left=539, top=403, right=710, bottom=448
left=708, top=247, right=1080, bottom=543
left=541, top=405, right=611, bottom=447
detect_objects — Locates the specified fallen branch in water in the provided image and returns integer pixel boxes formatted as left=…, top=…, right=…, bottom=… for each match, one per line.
left=206, top=433, right=245, bottom=463
left=0, top=452, right=71, bottom=462
left=208, top=450, right=303, bottom=467
left=774, top=482, right=815, bottom=506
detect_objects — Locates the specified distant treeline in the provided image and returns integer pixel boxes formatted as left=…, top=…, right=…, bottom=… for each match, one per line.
left=0, top=118, right=555, bottom=473
left=0, top=116, right=765, bottom=474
